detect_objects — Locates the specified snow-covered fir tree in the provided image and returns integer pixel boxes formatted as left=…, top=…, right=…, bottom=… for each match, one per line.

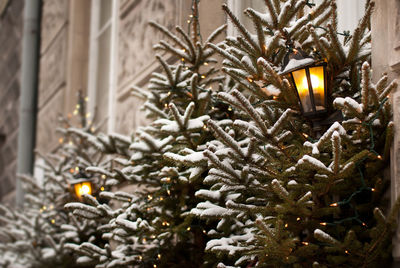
left=63, top=4, right=233, bottom=267
left=1, top=1, right=399, bottom=267
left=189, top=0, right=399, bottom=267
left=0, top=93, right=128, bottom=268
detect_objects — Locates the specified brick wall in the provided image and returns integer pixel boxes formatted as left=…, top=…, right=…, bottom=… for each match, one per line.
left=0, top=0, right=23, bottom=204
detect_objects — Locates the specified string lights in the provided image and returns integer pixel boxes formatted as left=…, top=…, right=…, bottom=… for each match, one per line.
left=321, top=97, right=388, bottom=227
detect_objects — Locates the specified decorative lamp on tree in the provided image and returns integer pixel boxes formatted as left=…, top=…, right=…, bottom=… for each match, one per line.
left=280, top=48, right=328, bottom=118
left=71, top=178, right=93, bottom=200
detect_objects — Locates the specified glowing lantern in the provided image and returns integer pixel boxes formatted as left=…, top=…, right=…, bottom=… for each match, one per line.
left=280, top=49, right=328, bottom=118
left=72, top=179, right=93, bottom=199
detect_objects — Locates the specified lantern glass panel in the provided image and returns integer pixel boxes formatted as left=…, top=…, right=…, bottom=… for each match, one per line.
left=292, top=68, right=313, bottom=113
left=309, top=66, right=325, bottom=111
left=74, top=182, right=92, bottom=198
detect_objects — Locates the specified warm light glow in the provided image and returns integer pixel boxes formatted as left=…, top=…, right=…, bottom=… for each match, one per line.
left=309, top=66, right=325, bottom=110
left=330, top=203, right=338, bottom=207
left=74, top=181, right=92, bottom=199
left=301, top=74, right=319, bottom=90
left=292, top=69, right=312, bottom=113
left=292, top=65, right=325, bottom=113
left=320, top=222, right=327, bottom=226
left=296, top=217, right=300, bottom=221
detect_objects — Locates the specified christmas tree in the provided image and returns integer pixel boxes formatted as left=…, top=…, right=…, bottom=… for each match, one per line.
left=0, top=93, right=126, bottom=268
left=190, top=0, right=399, bottom=267
left=62, top=3, right=232, bottom=267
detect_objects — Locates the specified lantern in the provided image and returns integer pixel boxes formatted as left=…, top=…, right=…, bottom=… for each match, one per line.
left=72, top=178, right=93, bottom=199
left=280, top=49, right=328, bottom=118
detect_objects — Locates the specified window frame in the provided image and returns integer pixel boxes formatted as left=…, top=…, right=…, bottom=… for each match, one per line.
left=87, top=0, right=119, bottom=133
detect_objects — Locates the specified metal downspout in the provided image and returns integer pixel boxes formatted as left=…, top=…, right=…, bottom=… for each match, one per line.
left=16, top=0, right=41, bottom=206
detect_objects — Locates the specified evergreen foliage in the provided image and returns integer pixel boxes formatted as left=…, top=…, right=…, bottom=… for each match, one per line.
left=0, top=95, right=116, bottom=267
left=0, top=1, right=399, bottom=267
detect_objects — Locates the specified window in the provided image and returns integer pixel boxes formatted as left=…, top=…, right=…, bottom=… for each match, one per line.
left=88, top=0, right=119, bottom=133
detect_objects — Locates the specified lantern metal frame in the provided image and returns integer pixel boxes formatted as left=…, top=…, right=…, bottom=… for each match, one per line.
left=280, top=50, right=328, bottom=119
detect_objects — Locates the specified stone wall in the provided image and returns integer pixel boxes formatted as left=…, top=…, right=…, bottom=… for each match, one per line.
left=371, top=0, right=400, bottom=263
left=0, top=0, right=23, bottom=204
